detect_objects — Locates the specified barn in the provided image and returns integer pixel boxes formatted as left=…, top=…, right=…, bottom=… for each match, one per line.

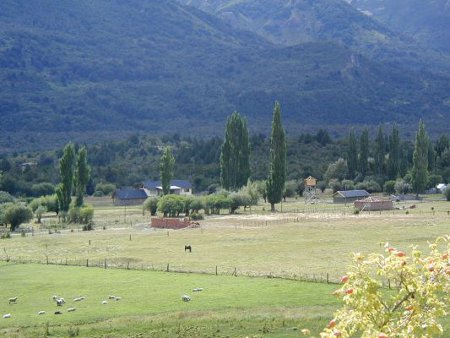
left=333, top=190, right=370, bottom=204
left=112, top=188, right=148, bottom=206
left=354, top=196, right=393, bottom=211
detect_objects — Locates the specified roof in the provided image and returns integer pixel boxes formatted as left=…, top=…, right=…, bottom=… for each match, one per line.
left=335, top=190, right=370, bottom=198
left=113, top=188, right=148, bottom=200
left=143, top=180, right=192, bottom=190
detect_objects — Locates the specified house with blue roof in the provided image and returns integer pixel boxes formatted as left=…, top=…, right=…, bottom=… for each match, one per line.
left=143, top=180, right=192, bottom=197
left=112, top=188, right=148, bottom=206
left=333, top=190, right=370, bottom=204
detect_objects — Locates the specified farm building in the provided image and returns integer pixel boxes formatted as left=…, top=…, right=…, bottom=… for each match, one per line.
left=333, top=190, right=370, bottom=204
left=143, top=180, right=192, bottom=196
left=354, top=196, right=393, bottom=211
left=112, top=188, right=148, bottom=206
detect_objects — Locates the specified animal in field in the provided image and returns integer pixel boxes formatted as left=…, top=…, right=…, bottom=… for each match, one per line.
left=182, top=295, right=191, bottom=302
left=3, top=314, right=11, bottom=319
left=38, top=311, right=46, bottom=315
left=8, top=297, right=17, bottom=304
left=184, top=245, right=192, bottom=253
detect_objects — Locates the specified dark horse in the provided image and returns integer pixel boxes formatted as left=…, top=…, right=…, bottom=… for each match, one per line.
left=184, top=245, right=192, bottom=253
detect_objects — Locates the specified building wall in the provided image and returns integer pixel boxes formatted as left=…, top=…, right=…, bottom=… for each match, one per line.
left=113, top=198, right=147, bottom=206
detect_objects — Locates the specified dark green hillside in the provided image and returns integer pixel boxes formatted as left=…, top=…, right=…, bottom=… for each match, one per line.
left=0, top=0, right=449, bottom=152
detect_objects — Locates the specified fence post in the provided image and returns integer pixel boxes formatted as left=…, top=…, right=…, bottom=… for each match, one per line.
left=327, top=273, right=329, bottom=284
left=388, top=279, right=391, bottom=289
left=46, top=255, right=49, bottom=265
left=215, top=265, right=218, bottom=276
left=86, top=259, right=89, bottom=267
left=127, top=261, right=130, bottom=270
left=104, top=258, right=107, bottom=269
left=166, top=263, right=169, bottom=272
left=129, top=234, right=131, bottom=241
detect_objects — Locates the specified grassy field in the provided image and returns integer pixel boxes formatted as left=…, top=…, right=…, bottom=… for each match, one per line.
left=0, top=196, right=449, bottom=336
left=0, top=263, right=338, bottom=337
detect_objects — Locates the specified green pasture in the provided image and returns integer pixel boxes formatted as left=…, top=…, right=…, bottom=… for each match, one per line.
left=1, top=198, right=449, bottom=281
left=0, top=263, right=338, bottom=337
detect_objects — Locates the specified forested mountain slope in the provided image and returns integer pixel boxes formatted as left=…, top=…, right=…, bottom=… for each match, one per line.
left=0, top=0, right=449, bottom=152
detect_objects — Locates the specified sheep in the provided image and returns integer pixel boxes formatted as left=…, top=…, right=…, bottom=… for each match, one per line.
left=181, top=295, right=191, bottom=302
left=38, top=311, right=46, bottom=315
left=102, top=300, right=108, bottom=304
left=73, top=297, right=85, bottom=302
left=3, top=314, right=11, bottom=319
left=108, top=295, right=116, bottom=300
left=192, top=288, right=203, bottom=292
left=8, top=297, right=17, bottom=304
left=56, top=299, right=65, bottom=306
left=54, top=311, right=62, bottom=315
left=67, top=307, right=76, bottom=312
left=114, top=296, right=121, bottom=301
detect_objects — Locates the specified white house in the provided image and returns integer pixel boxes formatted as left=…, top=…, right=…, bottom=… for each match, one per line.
left=143, top=180, right=193, bottom=196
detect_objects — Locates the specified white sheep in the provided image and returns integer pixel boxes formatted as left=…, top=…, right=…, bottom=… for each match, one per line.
left=73, top=296, right=85, bottom=302
left=114, top=296, right=121, bottom=301
left=38, top=311, right=46, bottom=315
left=102, top=300, right=108, bottom=304
left=3, top=314, right=11, bottom=319
left=108, top=295, right=116, bottom=300
left=192, top=288, right=203, bottom=292
left=67, top=307, right=76, bottom=312
left=56, top=299, right=65, bottom=306
left=182, top=295, right=191, bottom=302
left=8, top=297, right=17, bottom=304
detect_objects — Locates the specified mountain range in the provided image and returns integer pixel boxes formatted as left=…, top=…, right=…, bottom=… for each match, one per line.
left=0, top=0, right=449, bottom=152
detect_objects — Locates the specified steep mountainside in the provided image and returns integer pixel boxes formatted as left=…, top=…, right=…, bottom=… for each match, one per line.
left=178, top=0, right=450, bottom=71
left=0, top=0, right=449, bottom=151
left=349, top=0, right=450, bottom=53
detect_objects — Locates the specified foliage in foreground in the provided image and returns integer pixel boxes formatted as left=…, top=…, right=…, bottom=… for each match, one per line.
left=315, top=236, right=450, bottom=338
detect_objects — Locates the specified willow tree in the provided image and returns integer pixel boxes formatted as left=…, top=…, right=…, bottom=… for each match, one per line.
left=56, top=143, right=76, bottom=215
left=411, top=120, right=429, bottom=196
left=160, top=146, right=175, bottom=195
left=266, top=101, right=286, bottom=212
left=220, top=111, right=250, bottom=191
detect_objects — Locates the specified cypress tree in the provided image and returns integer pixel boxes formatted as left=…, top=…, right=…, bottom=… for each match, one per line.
left=266, top=101, right=286, bottom=212
left=220, top=112, right=250, bottom=190
left=56, top=143, right=76, bottom=214
left=387, top=124, right=401, bottom=179
left=374, top=125, right=385, bottom=177
left=347, top=129, right=357, bottom=179
left=411, top=120, right=429, bottom=196
left=160, top=147, right=175, bottom=195
left=74, top=146, right=90, bottom=207
left=359, top=128, right=369, bottom=178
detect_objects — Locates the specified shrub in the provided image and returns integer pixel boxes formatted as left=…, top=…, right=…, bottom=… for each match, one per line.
left=4, top=204, right=33, bottom=231
left=1, top=231, right=11, bottom=239
left=0, top=191, right=14, bottom=204
left=190, top=212, right=204, bottom=220
left=383, top=180, right=396, bottom=195
left=94, top=183, right=116, bottom=196
left=445, top=188, right=450, bottom=201
left=143, top=197, right=159, bottom=216
left=31, top=182, right=55, bottom=197
left=157, top=194, right=185, bottom=217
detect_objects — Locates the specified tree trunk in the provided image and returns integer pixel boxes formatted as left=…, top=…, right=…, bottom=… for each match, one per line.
left=270, top=203, right=275, bottom=212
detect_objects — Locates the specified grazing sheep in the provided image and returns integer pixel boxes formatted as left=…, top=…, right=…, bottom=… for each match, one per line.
left=67, top=307, right=76, bottom=312
left=3, top=314, right=11, bottom=319
left=54, top=311, right=62, bottom=315
left=8, top=297, right=17, bottom=304
left=102, top=300, right=108, bottom=304
left=56, top=299, right=65, bottom=306
left=73, top=297, right=85, bottom=302
left=181, top=295, right=191, bottom=302
left=192, top=288, right=203, bottom=292
left=114, top=296, right=121, bottom=301
left=38, top=311, right=46, bottom=315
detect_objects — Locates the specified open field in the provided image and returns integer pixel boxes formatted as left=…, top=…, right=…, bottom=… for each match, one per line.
left=0, top=263, right=338, bottom=337
left=0, top=197, right=449, bottom=336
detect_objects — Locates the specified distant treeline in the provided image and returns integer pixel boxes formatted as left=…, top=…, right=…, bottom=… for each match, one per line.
left=0, top=125, right=449, bottom=198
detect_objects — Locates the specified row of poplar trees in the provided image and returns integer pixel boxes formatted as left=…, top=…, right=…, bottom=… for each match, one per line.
left=220, top=101, right=286, bottom=212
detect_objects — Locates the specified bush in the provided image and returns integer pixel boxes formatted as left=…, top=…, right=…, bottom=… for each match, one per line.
left=143, top=197, right=159, bottom=216
left=445, top=188, right=450, bottom=201
left=190, top=212, right=204, bottom=220
left=157, top=194, right=186, bottom=217
left=95, top=183, right=116, bottom=196
left=0, top=191, right=14, bottom=204
left=68, top=205, right=94, bottom=224
left=1, top=231, right=11, bottom=239
left=4, top=204, right=33, bottom=231
left=383, top=180, right=396, bottom=195
left=31, top=182, right=55, bottom=197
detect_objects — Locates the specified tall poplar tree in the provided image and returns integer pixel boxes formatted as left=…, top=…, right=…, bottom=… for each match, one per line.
left=347, top=129, right=357, bottom=179
left=374, top=125, right=385, bottom=177
left=359, top=128, right=369, bottom=178
left=160, top=147, right=175, bottom=195
left=220, top=112, right=250, bottom=190
left=56, top=143, right=76, bottom=214
left=266, top=101, right=286, bottom=212
left=387, top=124, right=401, bottom=179
left=412, top=120, right=429, bottom=196
left=74, top=146, right=90, bottom=207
